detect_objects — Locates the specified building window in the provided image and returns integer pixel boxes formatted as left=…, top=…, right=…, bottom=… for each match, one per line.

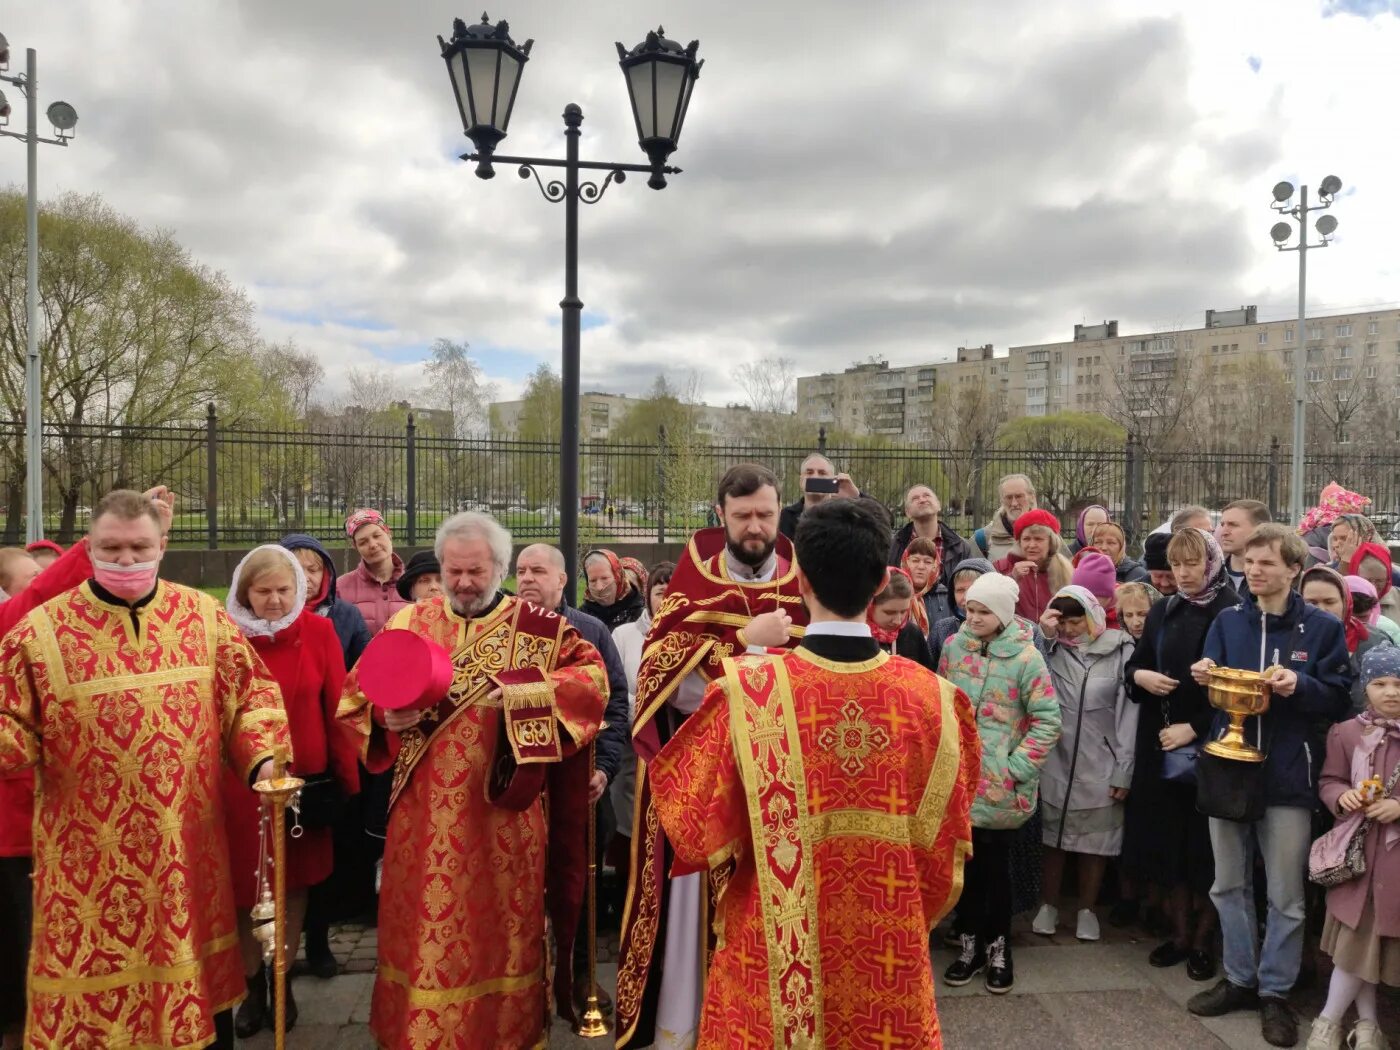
left=1369, top=320, right=1380, bottom=335
left=1307, top=368, right=1323, bottom=382
left=1367, top=343, right=1378, bottom=357
left=1365, top=366, right=1378, bottom=379
left=1258, top=331, right=1268, bottom=344
left=1337, top=323, right=1352, bottom=337
left=1333, top=366, right=1352, bottom=381
left=1283, top=351, right=1293, bottom=366
left=1284, top=326, right=1295, bottom=343
left=1340, top=344, right=1353, bottom=358
left=1211, top=345, right=1220, bottom=353
left=1308, top=324, right=1323, bottom=341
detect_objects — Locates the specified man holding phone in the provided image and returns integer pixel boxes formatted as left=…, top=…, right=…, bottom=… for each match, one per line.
left=778, top=453, right=860, bottom=540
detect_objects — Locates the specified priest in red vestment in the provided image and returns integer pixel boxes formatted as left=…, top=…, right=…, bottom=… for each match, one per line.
left=650, top=498, right=979, bottom=1049
left=0, top=489, right=289, bottom=1050
left=616, top=463, right=808, bottom=1050
left=337, top=511, right=606, bottom=1050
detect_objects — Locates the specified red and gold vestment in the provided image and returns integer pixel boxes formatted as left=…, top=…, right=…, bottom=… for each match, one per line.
left=615, top=527, right=806, bottom=1049
left=650, top=647, right=978, bottom=1049
left=337, top=593, right=605, bottom=1050
left=0, top=581, right=288, bottom=1050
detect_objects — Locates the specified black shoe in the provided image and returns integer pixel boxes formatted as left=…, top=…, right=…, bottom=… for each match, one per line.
left=1148, top=941, right=1190, bottom=968
left=1259, top=997, right=1297, bottom=1047
left=984, top=936, right=1013, bottom=995
left=1186, top=950, right=1216, bottom=982
left=306, top=945, right=339, bottom=980
left=233, top=966, right=267, bottom=1038
left=1108, top=899, right=1139, bottom=928
left=1188, top=979, right=1258, bottom=1018
left=943, top=934, right=986, bottom=987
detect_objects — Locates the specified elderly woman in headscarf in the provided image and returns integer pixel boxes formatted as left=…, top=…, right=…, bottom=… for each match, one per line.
left=1070, top=504, right=1110, bottom=557
left=900, top=536, right=953, bottom=637
left=1033, top=584, right=1137, bottom=944
left=223, top=546, right=359, bottom=1037
left=580, top=548, right=645, bottom=629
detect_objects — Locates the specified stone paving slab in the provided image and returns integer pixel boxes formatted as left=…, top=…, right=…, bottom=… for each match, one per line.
left=254, top=922, right=1395, bottom=1049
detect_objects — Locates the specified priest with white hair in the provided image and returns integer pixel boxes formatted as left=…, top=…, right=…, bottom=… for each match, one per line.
left=337, top=511, right=607, bottom=1048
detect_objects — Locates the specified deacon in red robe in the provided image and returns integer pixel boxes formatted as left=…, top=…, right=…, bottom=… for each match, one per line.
left=650, top=498, right=979, bottom=1049
left=0, top=489, right=288, bottom=1050
left=616, top=463, right=808, bottom=1050
left=337, top=512, right=606, bottom=1050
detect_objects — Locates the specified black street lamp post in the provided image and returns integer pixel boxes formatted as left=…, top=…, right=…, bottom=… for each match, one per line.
left=439, top=15, right=701, bottom=596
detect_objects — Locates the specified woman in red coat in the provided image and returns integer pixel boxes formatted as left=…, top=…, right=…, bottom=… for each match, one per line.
left=223, top=545, right=359, bottom=1037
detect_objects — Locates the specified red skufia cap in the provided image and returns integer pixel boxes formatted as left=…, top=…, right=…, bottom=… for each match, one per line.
left=357, top=630, right=453, bottom=712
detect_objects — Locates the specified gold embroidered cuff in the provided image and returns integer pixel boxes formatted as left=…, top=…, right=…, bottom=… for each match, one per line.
left=493, top=670, right=561, bottom=764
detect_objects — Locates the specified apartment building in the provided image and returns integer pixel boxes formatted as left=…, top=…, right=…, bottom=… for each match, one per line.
left=795, top=306, right=1400, bottom=438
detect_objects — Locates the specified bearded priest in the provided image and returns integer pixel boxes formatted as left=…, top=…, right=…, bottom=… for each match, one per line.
left=616, top=463, right=808, bottom=1049
left=337, top=511, right=607, bottom=1049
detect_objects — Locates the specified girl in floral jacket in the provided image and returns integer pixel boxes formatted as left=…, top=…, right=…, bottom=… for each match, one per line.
left=938, top=572, right=1061, bottom=994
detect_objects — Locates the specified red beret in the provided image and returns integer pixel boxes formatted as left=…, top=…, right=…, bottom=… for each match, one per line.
left=1013, top=508, right=1061, bottom=541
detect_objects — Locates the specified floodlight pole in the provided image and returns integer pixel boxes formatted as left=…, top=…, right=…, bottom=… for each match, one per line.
left=0, top=46, right=74, bottom=543
left=1290, top=185, right=1308, bottom=529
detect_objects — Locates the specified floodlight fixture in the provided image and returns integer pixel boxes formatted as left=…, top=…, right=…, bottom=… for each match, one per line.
left=0, top=32, right=9, bottom=71
left=1271, top=222, right=1292, bottom=244
left=46, top=100, right=77, bottom=136
left=1319, top=174, right=1343, bottom=199
left=1316, top=214, right=1338, bottom=237
left=0, top=89, right=9, bottom=123
left=1272, top=181, right=1295, bottom=203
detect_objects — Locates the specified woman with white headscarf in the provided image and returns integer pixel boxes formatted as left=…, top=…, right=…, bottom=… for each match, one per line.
left=222, top=546, right=359, bottom=1037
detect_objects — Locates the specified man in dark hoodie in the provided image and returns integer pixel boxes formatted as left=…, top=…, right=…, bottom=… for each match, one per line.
left=889, top=484, right=976, bottom=587
left=282, top=534, right=372, bottom=670
left=280, top=534, right=374, bottom=978
left=1186, top=524, right=1352, bottom=1047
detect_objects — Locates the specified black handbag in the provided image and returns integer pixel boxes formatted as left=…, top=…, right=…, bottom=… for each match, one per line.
left=295, top=771, right=346, bottom=831
left=1195, top=750, right=1267, bottom=823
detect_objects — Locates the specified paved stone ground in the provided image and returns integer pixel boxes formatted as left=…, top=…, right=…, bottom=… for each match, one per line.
left=235, top=917, right=1398, bottom=1048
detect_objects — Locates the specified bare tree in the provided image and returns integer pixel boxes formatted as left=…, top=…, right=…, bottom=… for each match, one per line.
left=1104, top=335, right=1194, bottom=523
left=735, top=355, right=797, bottom=415
left=420, top=338, right=496, bottom=439
left=925, top=375, right=1007, bottom=517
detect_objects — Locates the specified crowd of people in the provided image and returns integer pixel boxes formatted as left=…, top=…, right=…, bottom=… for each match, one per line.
left=0, top=465, right=1395, bottom=1049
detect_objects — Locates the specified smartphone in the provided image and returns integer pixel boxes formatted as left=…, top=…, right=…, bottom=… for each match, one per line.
left=804, top=476, right=840, bottom=495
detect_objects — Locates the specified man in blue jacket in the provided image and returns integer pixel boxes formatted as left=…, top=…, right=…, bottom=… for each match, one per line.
left=1186, top=524, right=1352, bottom=1048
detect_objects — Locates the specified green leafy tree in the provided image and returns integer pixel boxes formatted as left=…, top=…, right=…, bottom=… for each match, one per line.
left=0, top=191, right=264, bottom=540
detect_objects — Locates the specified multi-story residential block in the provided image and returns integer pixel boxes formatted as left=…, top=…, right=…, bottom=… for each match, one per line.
left=795, top=306, right=1400, bottom=438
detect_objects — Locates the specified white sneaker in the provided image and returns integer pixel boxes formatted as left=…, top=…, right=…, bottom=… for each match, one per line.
left=1307, top=1016, right=1344, bottom=1050
left=1075, top=908, right=1101, bottom=942
left=1349, top=1019, right=1390, bottom=1050
left=1031, top=904, right=1058, bottom=936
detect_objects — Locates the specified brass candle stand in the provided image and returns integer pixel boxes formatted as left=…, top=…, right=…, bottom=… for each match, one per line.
left=576, top=741, right=609, bottom=1038
left=251, top=746, right=305, bottom=1050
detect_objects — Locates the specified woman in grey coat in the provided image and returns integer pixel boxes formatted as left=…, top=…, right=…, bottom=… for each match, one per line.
left=1032, top=585, right=1139, bottom=943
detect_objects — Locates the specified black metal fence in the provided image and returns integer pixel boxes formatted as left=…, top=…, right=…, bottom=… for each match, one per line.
left=6, top=412, right=1400, bottom=549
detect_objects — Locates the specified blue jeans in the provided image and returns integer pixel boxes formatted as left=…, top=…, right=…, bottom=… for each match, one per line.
left=1208, top=806, right=1311, bottom=999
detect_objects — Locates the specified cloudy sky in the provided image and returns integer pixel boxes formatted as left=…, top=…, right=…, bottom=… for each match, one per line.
left=5, top=0, right=1399, bottom=406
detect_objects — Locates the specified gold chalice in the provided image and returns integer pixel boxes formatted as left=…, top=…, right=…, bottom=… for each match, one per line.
left=1203, top=666, right=1272, bottom=763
